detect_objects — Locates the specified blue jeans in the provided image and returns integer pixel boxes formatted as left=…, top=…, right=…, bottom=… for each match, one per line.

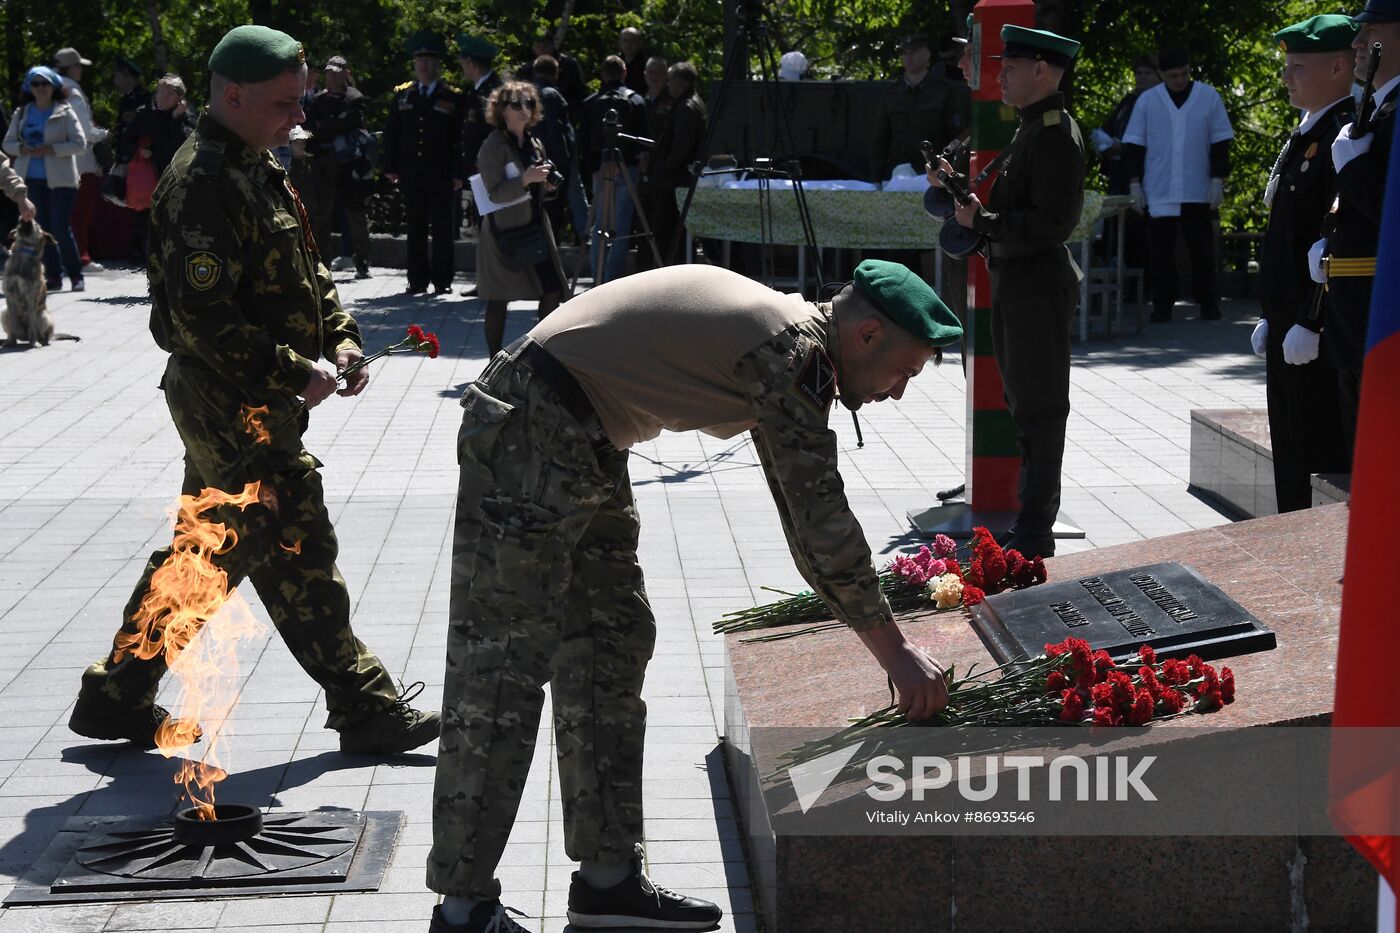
left=590, top=164, right=638, bottom=284
left=28, top=179, right=81, bottom=282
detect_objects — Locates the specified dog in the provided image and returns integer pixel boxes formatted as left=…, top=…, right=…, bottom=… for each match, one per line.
left=3, top=217, right=57, bottom=347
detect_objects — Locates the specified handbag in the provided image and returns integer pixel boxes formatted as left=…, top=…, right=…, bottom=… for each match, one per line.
left=125, top=151, right=158, bottom=211
left=488, top=205, right=549, bottom=272
left=100, top=162, right=128, bottom=207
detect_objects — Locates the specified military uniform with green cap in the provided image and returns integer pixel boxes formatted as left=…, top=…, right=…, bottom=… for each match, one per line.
left=1256, top=14, right=1357, bottom=510
left=1313, top=0, right=1400, bottom=453
left=456, top=34, right=503, bottom=182
left=428, top=263, right=959, bottom=929
left=70, top=25, right=439, bottom=756
left=112, top=54, right=150, bottom=150
left=959, top=25, right=1085, bottom=557
left=383, top=30, right=465, bottom=293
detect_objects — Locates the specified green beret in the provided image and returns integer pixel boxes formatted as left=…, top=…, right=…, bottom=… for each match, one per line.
left=208, top=25, right=305, bottom=83
left=1274, top=14, right=1360, bottom=53
left=457, top=34, right=499, bottom=62
left=999, top=25, right=1081, bottom=69
left=852, top=260, right=963, bottom=347
left=406, top=30, right=447, bottom=59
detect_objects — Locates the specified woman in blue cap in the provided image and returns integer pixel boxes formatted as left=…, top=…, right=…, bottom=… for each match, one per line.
left=2, top=66, right=87, bottom=291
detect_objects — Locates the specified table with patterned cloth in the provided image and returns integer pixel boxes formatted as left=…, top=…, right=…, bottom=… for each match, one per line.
left=680, top=186, right=1105, bottom=250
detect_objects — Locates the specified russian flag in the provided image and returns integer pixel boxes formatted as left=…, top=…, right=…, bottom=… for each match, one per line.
left=1329, top=112, right=1400, bottom=928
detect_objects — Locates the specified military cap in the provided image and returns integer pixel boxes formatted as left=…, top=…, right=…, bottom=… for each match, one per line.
left=114, top=55, right=142, bottom=78
left=852, top=260, right=963, bottom=347
left=999, top=25, right=1080, bottom=69
left=208, top=25, right=306, bottom=82
left=406, top=30, right=447, bottom=58
left=1275, top=15, right=1360, bottom=53
left=457, top=34, right=499, bottom=62
left=1354, top=0, right=1400, bottom=23
left=324, top=54, right=348, bottom=72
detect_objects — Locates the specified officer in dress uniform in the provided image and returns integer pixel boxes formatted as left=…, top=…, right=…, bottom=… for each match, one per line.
left=457, top=35, right=503, bottom=185
left=1308, top=0, right=1400, bottom=455
left=1253, top=15, right=1357, bottom=512
left=382, top=31, right=463, bottom=295
left=934, top=25, right=1085, bottom=559
left=426, top=262, right=961, bottom=933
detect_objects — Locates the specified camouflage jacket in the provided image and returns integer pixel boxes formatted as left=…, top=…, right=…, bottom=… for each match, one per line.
left=734, top=308, right=894, bottom=632
left=148, top=111, right=360, bottom=398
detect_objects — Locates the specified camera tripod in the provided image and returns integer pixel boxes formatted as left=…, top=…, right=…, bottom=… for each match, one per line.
left=571, top=109, right=664, bottom=290
left=670, top=0, right=819, bottom=291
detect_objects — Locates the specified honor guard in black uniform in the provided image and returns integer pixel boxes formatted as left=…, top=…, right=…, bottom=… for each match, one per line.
left=936, top=26, right=1085, bottom=559
left=382, top=30, right=463, bottom=295
left=1310, top=0, right=1400, bottom=454
left=1255, top=15, right=1357, bottom=511
left=870, top=33, right=968, bottom=183
left=457, top=35, right=503, bottom=185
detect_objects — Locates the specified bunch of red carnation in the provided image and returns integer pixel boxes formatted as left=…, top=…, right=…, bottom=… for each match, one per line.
left=944, top=526, right=1047, bottom=607
left=1045, top=637, right=1235, bottom=726
left=407, top=324, right=441, bottom=359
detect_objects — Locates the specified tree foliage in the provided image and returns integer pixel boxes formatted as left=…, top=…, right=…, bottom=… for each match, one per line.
left=1, top=0, right=1319, bottom=230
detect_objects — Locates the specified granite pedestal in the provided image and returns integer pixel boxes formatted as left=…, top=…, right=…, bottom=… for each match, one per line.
left=724, top=504, right=1374, bottom=932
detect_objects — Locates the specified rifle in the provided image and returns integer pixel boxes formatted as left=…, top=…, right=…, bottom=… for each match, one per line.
left=920, top=137, right=1015, bottom=259
left=1307, top=42, right=1381, bottom=325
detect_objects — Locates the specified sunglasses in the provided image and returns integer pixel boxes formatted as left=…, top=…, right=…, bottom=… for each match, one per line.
left=506, top=98, right=537, bottom=112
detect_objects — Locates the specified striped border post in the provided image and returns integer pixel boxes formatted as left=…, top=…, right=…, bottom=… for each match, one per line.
left=965, top=0, right=1036, bottom=516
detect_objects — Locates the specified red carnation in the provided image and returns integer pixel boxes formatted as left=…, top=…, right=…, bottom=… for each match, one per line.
left=408, top=324, right=425, bottom=342
left=962, top=585, right=985, bottom=606
left=425, top=334, right=441, bottom=359
left=1220, top=667, right=1235, bottom=704
left=1028, top=556, right=1048, bottom=585
left=1092, top=706, right=1121, bottom=727
left=1158, top=688, right=1186, bottom=714
left=1093, top=649, right=1116, bottom=678
left=1107, top=669, right=1135, bottom=706
left=943, top=557, right=964, bottom=580
left=1046, top=670, right=1069, bottom=693
left=967, top=557, right=985, bottom=588
left=1160, top=658, right=1190, bottom=685
left=1059, top=689, right=1086, bottom=722
left=1196, top=685, right=1224, bottom=712
left=1138, top=666, right=1163, bottom=698
left=1187, top=655, right=1206, bottom=677
left=1126, top=689, right=1155, bottom=726
left=1090, top=681, right=1116, bottom=707
left=1138, top=645, right=1157, bottom=666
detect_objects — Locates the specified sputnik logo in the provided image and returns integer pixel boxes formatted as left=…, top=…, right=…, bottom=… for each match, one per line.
left=787, top=742, right=864, bottom=814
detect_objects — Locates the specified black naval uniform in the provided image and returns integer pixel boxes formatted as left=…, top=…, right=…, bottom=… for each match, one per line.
left=383, top=78, right=464, bottom=291
left=968, top=91, right=1085, bottom=546
left=1258, top=98, right=1353, bottom=511
left=1323, top=82, right=1397, bottom=453
left=870, top=72, right=968, bottom=182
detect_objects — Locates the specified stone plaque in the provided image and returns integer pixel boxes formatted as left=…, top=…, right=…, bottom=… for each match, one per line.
left=969, top=561, right=1276, bottom=664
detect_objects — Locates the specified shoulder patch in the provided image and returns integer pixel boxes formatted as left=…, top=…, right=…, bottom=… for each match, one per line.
left=186, top=251, right=222, bottom=291
left=395, top=81, right=413, bottom=92
left=1043, top=110, right=1062, bottom=127
left=795, top=346, right=836, bottom=413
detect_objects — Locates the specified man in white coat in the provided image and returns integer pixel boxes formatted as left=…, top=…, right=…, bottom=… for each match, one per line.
left=1122, top=47, right=1234, bottom=322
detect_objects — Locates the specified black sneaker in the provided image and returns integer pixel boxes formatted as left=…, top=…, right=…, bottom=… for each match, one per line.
left=68, top=699, right=202, bottom=748
left=429, top=901, right=533, bottom=933
left=338, top=681, right=440, bottom=755
left=406, top=284, right=428, bottom=295
left=567, top=854, right=723, bottom=929
left=355, top=262, right=372, bottom=280
left=433, top=284, right=454, bottom=296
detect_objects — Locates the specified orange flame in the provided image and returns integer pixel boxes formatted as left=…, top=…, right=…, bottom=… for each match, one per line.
left=279, top=539, right=302, bottom=555
left=239, top=405, right=272, bottom=446
left=116, top=483, right=270, bottom=819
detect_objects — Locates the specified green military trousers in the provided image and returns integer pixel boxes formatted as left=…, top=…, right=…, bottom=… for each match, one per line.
left=78, top=355, right=399, bottom=729
left=428, top=347, right=655, bottom=899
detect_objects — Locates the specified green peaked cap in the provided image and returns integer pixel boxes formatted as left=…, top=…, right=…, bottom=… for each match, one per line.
left=852, top=260, right=963, bottom=347
left=999, top=25, right=1081, bottom=68
left=1274, top=15, right=1360, bottom=53
left=208, top=25, right=305, bottom=83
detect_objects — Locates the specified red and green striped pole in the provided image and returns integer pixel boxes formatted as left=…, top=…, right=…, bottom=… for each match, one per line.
left=965, top=0, right=1036, bottom=521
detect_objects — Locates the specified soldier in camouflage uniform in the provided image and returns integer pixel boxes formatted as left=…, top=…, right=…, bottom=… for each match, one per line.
left=426, top=261, right=962, bottom=933
left=68, top=25, right=439, bottom=756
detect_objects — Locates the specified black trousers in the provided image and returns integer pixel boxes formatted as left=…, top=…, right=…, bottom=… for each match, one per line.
left=1265, top=339, right=1348, bottom=512
left=403, top=181, right=456, bottom=290
left=990, top=252, right=1076, bottom=535
left=1338, top=367, right=1362, bottom=469
left=1147, top=203, right=1219, bottom=317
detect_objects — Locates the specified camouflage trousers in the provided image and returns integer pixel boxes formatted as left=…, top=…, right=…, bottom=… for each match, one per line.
left=78, top=355, right=399, bottom=729
left=428, top=344, right=655, bottom=899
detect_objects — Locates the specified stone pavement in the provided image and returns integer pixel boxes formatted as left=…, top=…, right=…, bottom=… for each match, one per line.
left=0, top=262, right=1265, bottom=932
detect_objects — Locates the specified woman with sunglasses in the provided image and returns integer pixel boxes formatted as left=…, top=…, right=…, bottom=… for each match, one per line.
left=2, top=66, right=87, bottom=291
left=476, top=80, right=568, bottom=356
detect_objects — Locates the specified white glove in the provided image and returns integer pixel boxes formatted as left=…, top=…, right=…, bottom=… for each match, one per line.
left=1308, top=239, right=1328, bottom=284
left=1282, top=324, right=1321, bottom=365
left=1332, top=123, right=1373, bottom=172
left=1209, top=177, right=1224, bottom=211
left=1250, top=319, right=1269, bottom=358
left=1129, top=181, right=1145, bottom=213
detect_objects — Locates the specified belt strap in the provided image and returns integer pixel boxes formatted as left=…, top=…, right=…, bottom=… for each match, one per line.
left=507, top=336, right=601, bottom=431
left=1325, top=256, right=1376, bottom=277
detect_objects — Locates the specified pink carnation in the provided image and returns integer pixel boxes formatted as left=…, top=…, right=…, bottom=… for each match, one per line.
left=932, top=534, right=957, bottom=558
